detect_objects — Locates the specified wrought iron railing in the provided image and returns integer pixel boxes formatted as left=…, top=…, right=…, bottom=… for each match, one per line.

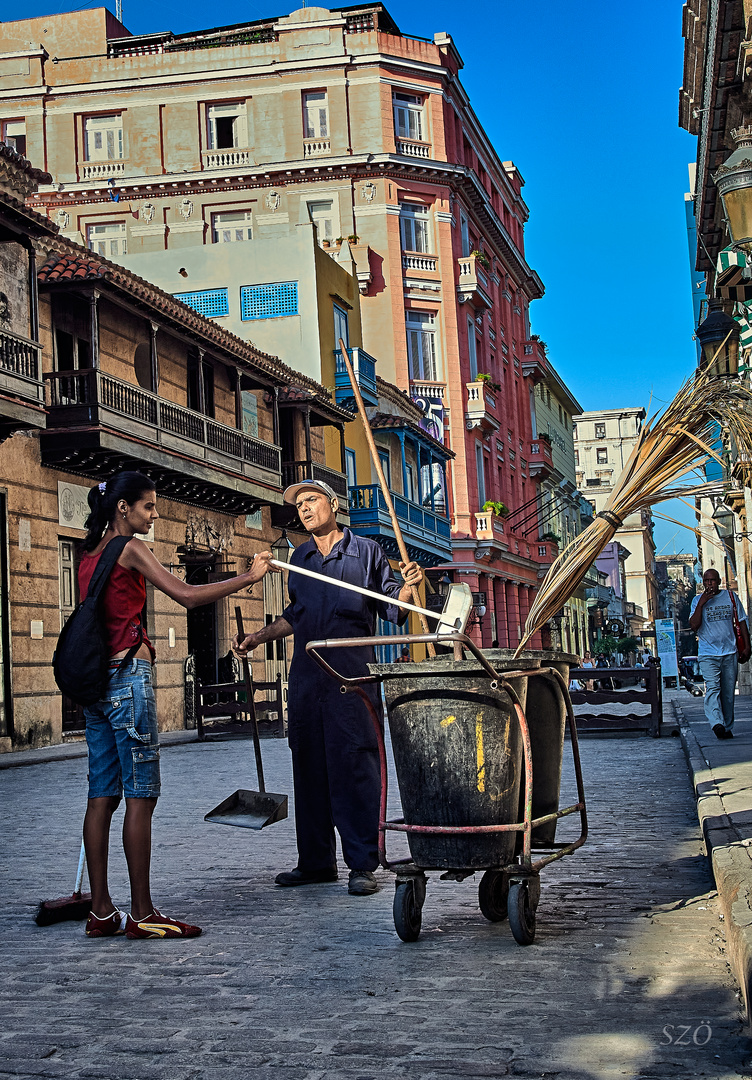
left=45, top=369, right=281, bottom=474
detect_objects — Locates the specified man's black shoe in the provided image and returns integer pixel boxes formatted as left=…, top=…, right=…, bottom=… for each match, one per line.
left=722, top=728, right=734, bottom=739
left=713, top=724, right=726, bottom=740
left=274, top=867, right=338, bottom=887
left=348, top=870, right=379, bottom=895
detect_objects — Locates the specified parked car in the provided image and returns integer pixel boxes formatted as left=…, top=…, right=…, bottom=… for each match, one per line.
left=679, top=655, right=704, bottom=697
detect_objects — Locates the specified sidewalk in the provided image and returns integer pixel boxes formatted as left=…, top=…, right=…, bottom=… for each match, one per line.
left=674, top=687, right=752, bottom=1027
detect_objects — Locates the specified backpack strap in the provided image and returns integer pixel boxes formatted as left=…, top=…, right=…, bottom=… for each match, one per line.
left=85, top=535, right=133, bottom=601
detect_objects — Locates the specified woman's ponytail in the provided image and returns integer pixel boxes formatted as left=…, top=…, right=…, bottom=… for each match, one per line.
left=82, top=470, right=155, bottom=551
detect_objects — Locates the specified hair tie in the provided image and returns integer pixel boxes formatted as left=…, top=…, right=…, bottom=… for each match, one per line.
left=98, top=482, right=107, bottom=493
left=596, top=509, right=623, bottom=529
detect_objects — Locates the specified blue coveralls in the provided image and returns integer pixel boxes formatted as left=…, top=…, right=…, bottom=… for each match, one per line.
left=282, top=527, right=406, bottom=873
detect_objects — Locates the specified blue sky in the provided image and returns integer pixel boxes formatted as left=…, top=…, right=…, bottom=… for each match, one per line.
left=6, top=0, right=699, bottom=553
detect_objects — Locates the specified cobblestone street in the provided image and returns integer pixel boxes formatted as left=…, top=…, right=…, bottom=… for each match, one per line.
left=2, top=730, right=751, bottom=1080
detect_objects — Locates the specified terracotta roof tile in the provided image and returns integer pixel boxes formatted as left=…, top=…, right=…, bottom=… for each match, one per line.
left=369, top=411, right=453, bottom=458
left=0, top=142, right=52, bottom=184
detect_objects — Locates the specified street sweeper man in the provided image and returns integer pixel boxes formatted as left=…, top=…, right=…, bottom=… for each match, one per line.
left=234, top=479, right=423, bottom=896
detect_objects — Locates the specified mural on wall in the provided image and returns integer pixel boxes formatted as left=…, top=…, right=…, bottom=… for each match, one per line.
left=184, top=512, right=234, bottom=554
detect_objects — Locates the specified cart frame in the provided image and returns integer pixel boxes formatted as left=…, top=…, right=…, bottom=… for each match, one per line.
left=306, top=632, right=588, bottom=944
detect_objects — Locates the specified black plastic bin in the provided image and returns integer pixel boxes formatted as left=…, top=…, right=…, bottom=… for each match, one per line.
left=369, top=656, right=539, bottom=869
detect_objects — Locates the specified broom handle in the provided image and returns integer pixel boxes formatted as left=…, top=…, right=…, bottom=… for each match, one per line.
left=235, top=607, right=266, bottom=793
left=74, top=839, right=86, bottom=896
left=337, top=337, right=435, bottom=657
left=268, top=558, right=443, bottom=624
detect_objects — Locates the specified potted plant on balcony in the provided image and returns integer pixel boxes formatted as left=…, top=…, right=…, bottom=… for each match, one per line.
left=538, top=431, right=552, bottom=444
left=475, top=372, right=501, bottom=392
left=470, top=249, right=491, bottom=270
left=347, top=233, right=360, bottom=244
left=482, top=499, right=509, bottom=518
left=540, top=531, right=561, bottom=546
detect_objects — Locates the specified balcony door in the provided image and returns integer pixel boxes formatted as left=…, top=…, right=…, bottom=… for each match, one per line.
left=333, top=304, right=349, bottom=352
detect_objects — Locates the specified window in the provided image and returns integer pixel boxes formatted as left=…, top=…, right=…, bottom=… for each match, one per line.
left=207, top=102, right=247, bottom=150
left=393, top=92, right=424, bottom=142
left=574, top=449, right=579, bottom=467
left=378, top=449, right=391, bottom=488
left=187, top=354, right=214, bottom=417
left=596, top=447, right=608, bottom=464
left=467, top=316, right=478, bottom=380
left=476, top=442, right=486, bottom=507
left=86, top=221, right=127, bottom=258
left=174, top=288, right=229, bottom=318
left=84, top=114, right=123, bottom=161
left=558, top=404, right=563, bottom=423
left=572, top=423, right=577, bottom=438
left=459, top=210, right=470, bottom=257
left=399, top=203, right=431, bottom=253
left=345, top=448, right=357, bottom=490
left=406, top=311, right=438, bottom=381
left=240, top=282, right=298, bottom=320
left=594, top=423, right=606, bottom=439
left=212, top=210, right=252, bottom=244
left=1, top=119, right=25, bottom=155
left=405, top=463, right=415, bottom=502
left=333, top=304, right=349, bottom=351
left=303, top=91, right=328, bottom=139
left=308, top=200, right=335, bottom=242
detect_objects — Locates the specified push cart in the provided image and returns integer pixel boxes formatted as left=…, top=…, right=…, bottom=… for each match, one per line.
left=306, top=632, right=588, bottom=946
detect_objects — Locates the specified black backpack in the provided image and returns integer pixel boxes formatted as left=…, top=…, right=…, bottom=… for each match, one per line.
left=52, top=536, right=138, bottom=707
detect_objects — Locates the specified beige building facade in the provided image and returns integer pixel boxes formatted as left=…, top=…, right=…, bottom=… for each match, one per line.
left=573, top=407, right=659, bottom=632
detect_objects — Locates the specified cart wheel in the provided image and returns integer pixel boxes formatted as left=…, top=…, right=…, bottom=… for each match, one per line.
left=478, top=870, right=508, bottom=922
left=393, top=880, right=422, bottom=942
left=507, top=880, right=536, bottom=946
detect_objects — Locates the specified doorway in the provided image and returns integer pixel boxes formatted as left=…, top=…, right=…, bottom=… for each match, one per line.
left=185, top=558, right=219, bottom=687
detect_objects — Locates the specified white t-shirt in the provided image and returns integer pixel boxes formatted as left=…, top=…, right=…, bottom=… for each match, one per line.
left=690, top=590, right=747, bottom=657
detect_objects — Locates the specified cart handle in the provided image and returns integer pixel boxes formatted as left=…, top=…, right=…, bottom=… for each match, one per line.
left=305, top=631, right=504, bottom=688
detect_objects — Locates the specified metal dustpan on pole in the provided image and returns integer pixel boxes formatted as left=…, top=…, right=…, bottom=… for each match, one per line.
left=204, top=608, right=288, bottom=830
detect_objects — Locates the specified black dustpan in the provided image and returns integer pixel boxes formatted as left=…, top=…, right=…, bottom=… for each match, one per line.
left=204, top=608, right=288, bottom=830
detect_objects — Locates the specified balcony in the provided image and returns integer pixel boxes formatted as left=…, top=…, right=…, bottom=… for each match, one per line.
left=334, top=347, right=378, bottom=408
left=465, top=382, right=499, bottom=434
left=521, top=339, right=548, bottom=380
left=303, top=137, right=331, bottom=158
left=456, top=254, right=492, bottom=309
left=202, top=148, right=252, bottom=170
left=0, top=328, right=45, bottom=438
left=349, top=484, right=451, bottom=566
left=474, top=510, right=493, bottom=540
left=78, top=160, right=127, bottom=181
left=527, top=437, right=554, bottom=479
left=402, top=253, right=439, bottom=273
left=282, top=460, right=349, bottom=503
left=42, top=369, right=282, bottom=515
left=395, top=139, right=432, bottom=159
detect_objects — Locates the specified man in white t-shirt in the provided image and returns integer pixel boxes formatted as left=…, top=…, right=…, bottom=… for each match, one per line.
left=689, top=568, right=751, bottom=739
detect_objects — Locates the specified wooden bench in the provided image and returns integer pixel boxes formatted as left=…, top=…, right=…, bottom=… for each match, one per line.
left=568, top=663, right=663, bottom=737
left=195, top=672, right=286, bottom=741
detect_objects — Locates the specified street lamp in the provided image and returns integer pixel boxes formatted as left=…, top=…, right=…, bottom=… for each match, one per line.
left=272, top=530, right=294, bottom=564
left=713, top=126, right=752, bottom=250
left=696, top=300, right=740, bottom=376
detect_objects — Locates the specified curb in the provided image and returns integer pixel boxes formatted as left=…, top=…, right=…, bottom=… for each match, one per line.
left=675, top=699, right=752, bottom=1028
left=0, top=729, right=200, bottom=770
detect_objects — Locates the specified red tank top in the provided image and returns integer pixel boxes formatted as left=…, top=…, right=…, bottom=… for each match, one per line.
left=78, top=543, right=156, bottom=661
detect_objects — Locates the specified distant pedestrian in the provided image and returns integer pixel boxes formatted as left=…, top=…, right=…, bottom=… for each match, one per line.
left=689, top=568, right=751, bottom=739
left=396, top=645, right=411, bottom=663
left=581, top=651, right=595, bottom=691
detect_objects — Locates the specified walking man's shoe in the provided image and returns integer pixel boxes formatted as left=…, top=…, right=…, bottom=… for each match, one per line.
left=275, top=867, right=338, bottom=887
left=348, top=870, right=379, bottom=895
left=713, top=724, right=726, bottom=739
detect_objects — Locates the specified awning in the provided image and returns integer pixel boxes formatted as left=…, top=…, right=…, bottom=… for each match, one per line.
left=716, top=246, right=752, bottom=300
left=734, top=301, right=752, bottom=349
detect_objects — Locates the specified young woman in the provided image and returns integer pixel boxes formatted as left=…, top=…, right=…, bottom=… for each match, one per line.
left=79, top=470, right=271, bottom=939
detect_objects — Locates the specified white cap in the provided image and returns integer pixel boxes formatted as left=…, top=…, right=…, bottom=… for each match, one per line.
left=282, top=478, right=338, bottom=505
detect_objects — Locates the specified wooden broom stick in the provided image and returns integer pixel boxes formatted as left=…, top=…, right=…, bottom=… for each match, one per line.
left=337, top=337, right=435, bottom=657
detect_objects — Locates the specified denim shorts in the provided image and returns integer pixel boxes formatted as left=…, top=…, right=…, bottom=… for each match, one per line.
left=84, top=659, right=161, bottom=799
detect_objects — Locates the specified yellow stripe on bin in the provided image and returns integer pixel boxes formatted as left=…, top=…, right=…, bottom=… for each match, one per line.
left=476, top=711, right=485, bottom=793
left=440, top=715, right=456, bottom=727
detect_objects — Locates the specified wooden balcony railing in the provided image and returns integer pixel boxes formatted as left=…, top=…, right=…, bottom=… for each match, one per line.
left=45, top=369, right=281, bottom=476
left=349, top=484, right=451, bottom=544
left=0, top=329, right=42, bottom=384
left=282, top=460, right=349, bottom=502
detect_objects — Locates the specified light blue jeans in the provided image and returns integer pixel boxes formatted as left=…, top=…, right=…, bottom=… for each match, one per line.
left=699, top=652, right=738, bottom=732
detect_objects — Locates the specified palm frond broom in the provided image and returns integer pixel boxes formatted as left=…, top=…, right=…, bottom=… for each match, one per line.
left=515, top=364, right=752, bottom=656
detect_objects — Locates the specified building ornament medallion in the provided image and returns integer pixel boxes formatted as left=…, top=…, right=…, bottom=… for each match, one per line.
left=361, top=181, right=376, bottom=202
left=141, top=202, right=155, bottom=223
left=54, top=209, right=69, bottom=229
left=265, top=190, right=281, bottom=212
left=179, top=198, right=193, bottom=220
